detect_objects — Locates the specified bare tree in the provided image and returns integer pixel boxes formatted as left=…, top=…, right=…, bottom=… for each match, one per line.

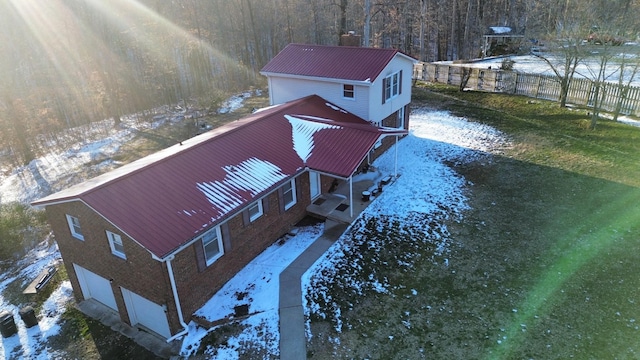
left=612, top=52, right=640, bottom=122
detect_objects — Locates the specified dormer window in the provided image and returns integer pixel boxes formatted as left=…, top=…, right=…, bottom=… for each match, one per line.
left=343, top=84, right=355, bottom=99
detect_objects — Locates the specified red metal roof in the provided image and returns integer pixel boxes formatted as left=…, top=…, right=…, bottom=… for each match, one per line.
left=33, top=95, right=404, bottom=259
left=260, top=43, right=403, bottom=82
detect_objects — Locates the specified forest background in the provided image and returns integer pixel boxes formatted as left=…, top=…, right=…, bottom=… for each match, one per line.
left=1, top=0, right=639, bottom=167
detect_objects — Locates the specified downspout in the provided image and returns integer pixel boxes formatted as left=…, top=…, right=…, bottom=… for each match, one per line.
left=165, top=255, right=189, bottom=342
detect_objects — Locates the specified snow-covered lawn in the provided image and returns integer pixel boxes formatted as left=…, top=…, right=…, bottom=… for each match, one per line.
left=0, top=95, right=509, bottom=358
left=0, top=239, right=71, bottom=359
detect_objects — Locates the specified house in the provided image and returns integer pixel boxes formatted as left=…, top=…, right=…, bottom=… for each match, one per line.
left=31, top=45, right=415, bottom=341
left=260, top=43, right=415, bottom=130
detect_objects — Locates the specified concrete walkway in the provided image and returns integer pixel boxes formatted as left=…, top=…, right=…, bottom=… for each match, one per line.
left=279, top=220, right=348, bottom=360
left=77, top=299, right=181, bottom=358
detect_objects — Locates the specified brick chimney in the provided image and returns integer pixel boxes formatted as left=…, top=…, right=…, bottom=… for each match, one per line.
left=340, top=31, right=361, bottom=47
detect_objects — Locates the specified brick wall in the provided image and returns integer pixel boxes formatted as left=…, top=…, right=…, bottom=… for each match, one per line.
left=45, top=173, right=314, bottom=335
left=44, top=201, right=181, bottom=333
left=163, top=174, right=312, bottom=320
left=371, top=105, right=409, bottom=160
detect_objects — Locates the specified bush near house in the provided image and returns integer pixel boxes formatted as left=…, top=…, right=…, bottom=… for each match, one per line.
left=0, top=203, right=48, bottom=264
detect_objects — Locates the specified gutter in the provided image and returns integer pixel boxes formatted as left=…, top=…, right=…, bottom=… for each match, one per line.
left=163, top=254, right=189, bottom=342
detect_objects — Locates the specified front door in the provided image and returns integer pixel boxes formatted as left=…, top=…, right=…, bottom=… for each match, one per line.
left=309, top=171, right=321, bottom=200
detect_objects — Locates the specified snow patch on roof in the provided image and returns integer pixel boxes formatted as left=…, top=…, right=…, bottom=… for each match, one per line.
left=325, top=102, right=348, bottom=113
left=286, top=115, right=341, bottom=163
left=195, top=158, right=287, bottom=216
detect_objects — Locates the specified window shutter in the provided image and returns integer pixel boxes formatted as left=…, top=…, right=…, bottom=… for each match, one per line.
left=195, top=240, right=206, bottom=273
left=295, top=177, right=302, bottom=201
left=277, top=187, right=285, bottom=213
left=399, top=70, right=403, bottom=94
left=262, top=197, right=270, bottom=213
left=382, top=78, right=387, bottom=104
left=242, top=210, right=250, bottom=227
left=221, top=222, right=232, bottom=251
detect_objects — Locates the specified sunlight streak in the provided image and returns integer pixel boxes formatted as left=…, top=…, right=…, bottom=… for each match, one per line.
left=484, top=189, right=640, bottom=359
left=8, top=0, right=91, bottom=101
left=7, top=0, right=243, bottom=126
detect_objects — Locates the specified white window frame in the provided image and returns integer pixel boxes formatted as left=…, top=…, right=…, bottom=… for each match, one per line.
left=343, top=84, right=355, bottom=99
left=282, top=180, right=297, bottom=210
left=106, top=231, right=126, bottom=259
left=248, top=200, right=264, bottom=222
left=384, top=71, right=401, bottom=102
left=66, top=214, right=84, bottom=240
left=200, top=226, right=224, bottom=266
left=397, top=106, right=405, bottom=129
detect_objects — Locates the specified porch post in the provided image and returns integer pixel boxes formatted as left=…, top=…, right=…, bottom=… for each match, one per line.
left=349, top=176, right=354, bottom=218
left=394, top=135, right=399, bottom=177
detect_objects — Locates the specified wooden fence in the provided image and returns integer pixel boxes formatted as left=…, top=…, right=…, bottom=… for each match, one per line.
left=413, top=63, right=640, bottom=117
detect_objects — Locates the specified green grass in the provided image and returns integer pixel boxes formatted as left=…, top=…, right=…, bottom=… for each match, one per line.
left=114, top=92, right=270, bottom=163
left=414, top=83, right=640, bottom=187
left=307, top=83, right=640, bottom=359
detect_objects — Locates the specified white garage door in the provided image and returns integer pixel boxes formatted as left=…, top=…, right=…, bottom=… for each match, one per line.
left=73, top=264, right=118, bottom=311
left=121, top=288, right=171, bottom=339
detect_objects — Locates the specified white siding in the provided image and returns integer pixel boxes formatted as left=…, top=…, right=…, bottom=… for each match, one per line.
left=368, top=56, right=415, bottom=125
left=269, top=77, right=371, bottom=120
left=266, top=53, right=415, bottom=125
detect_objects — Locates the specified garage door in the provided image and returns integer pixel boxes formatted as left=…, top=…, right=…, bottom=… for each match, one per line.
left=121, top=288, right=171, bottom=339
left=73, top=264, right=118, bottom=311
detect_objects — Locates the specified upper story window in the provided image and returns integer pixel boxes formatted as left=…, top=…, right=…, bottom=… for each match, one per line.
left=382, top=70, right=402, bottom=104
left=106, top=231, right=126, bottom=259
left=201, top=226, right=224, bottom=266
left=248, top=200, right=264, bottom=222
left=343, top=84, right=355, bottom=99
left=66, top=214, right=84, bottom=240
left=282, top=180, right=297, bottom=211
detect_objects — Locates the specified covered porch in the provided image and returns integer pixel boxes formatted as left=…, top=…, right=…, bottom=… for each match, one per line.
left=306, top=167, right=394, bottom=224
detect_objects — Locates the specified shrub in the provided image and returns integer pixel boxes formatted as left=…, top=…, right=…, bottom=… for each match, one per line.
left=0, top=202, right=49, bottom=263
left=501, top=58, right=515, bottom=71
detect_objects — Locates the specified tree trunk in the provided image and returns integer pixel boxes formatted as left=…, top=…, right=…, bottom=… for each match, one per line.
left=339, top=0, right=348, bottom=41
left=590, top=82, right=602, bottom=130
left=419, top=0, right=427, bottom=61
left=364, top=0, right=371, bottom=47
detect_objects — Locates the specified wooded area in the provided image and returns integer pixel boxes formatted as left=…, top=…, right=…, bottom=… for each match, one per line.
left=1, top=0, right=639, bottom=164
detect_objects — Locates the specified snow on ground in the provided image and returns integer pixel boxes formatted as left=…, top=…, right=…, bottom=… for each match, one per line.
left=181, top=224, right=324, bottom=357
left=0, top=237, right=71, bottom=360
left=443, top=54, right=640, bottom=88
left=217, top=90, right=261, bottom=114
left=179, top=109, right=509, bottom=358
left=0, top=91, right=258, bottom=206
